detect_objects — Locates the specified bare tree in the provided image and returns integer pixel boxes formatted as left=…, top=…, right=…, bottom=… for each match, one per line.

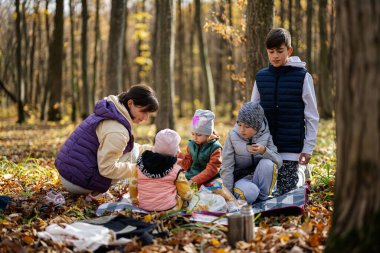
left=214, top=2, right=226, bottom=107
left=47, top=0, right=64, bottom=121
left=194, top=0, right=215, bottom=111
left=106, top=0, right=126, bottom=95
left=122, top=0, right=132, bottom=90
left=288, top=0, right=292, bottom=35
left=176, top=0, right=185, bottom=117
left=245, top=0, right=274, bottom=101
left=154, top=0, right=176, bottom=131
left=280, top=0, right=285, bottom=27
left=69, top=0, right=78, bottom=122
left=325, top=1, right=380, bottom=252
left=40, top=0, right=51, bottom=120
left=92, top=0, right=100, bottom=107
left=80, top=0, right=89, bottom=119
left=188, top=3, right=195, bottom=113
left=227, top=0, right=236, bottom=119
left=317, top=0, right=333, bottom=118
left=15, top=0, right=25, bottom=123
left=29, top=1, right=39, bottom=108
left=306, top=0, right=313, bottom=72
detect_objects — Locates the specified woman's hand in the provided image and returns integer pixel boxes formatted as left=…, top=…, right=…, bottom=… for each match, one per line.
left=246, top=143, right=266, bottom=155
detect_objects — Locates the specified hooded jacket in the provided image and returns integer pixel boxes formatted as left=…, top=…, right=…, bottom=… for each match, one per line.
left=220, top=120, right=282, bottom=193
left=251, top=56, right=319, bottom=161
left=129, top=151, right=193, bottom=211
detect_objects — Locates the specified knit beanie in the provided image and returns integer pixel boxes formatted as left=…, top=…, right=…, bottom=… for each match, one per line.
left=237, top=102, right=265, bottom=131
left=191, top=109, right=214, bottom=135
left=154, top=129, right=181, bottom=157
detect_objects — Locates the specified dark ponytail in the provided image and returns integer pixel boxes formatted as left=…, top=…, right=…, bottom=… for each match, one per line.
left=118, top=84, right=159, bottom=112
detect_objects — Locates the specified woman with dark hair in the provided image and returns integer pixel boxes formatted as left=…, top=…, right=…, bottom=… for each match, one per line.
left=55, top=84, right=159, bottom=197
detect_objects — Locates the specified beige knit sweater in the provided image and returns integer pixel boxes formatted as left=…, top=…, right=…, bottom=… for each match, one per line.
left=95, top=95, right=151, bottom=180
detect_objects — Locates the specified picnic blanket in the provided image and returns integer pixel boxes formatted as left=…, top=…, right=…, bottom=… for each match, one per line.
left=252, top=183, right=309, bottom=216
left=96, top=184, right=309, bottom=218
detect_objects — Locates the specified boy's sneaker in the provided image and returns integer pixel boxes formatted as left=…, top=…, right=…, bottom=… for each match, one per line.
left=297, top=165, right=306, bottom=187
left=304, top=164, right=313, bottom=181
left=85, top=191, right=114, bottom=202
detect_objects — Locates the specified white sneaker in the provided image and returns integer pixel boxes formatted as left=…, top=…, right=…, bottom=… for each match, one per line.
left=297, top=165, right=306, bottom=187
left=304, top=164, right=313, bottom=181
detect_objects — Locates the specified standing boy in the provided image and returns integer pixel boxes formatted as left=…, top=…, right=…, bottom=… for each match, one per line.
left=251, top=28, right=319, bottom=195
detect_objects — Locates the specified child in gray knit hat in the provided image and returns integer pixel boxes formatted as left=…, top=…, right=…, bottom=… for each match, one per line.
left=178, top=109, right=223, bottom=187
left=220, top=102, right=283, bottom=204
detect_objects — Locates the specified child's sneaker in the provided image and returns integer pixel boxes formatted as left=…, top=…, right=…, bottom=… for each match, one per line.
left=85, top=191, right=114, bottom=202
left=297, top=165, right=306, bottom=187
left=304, top=164, right=313, bottom=181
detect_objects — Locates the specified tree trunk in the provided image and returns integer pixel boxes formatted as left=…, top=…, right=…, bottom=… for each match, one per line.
left=176, top=0, right=185, bottom=117
left=245, top=0, right=274, bottom=101
left=46, top=0, right=64, bottom=121
left=80, top=0, right=90, bottom=119
left=154, top=0, right=176, bottom=131
left=288, top=0, right=293, bottom=35
left=280, top=0, right=285, bottom=27
left=40, top=0, right=51, bottom=121
left=317, top=0, right=333, bottom=119
left=122, top=0, right=132, bottom=90
left=92, top=0, right=100, bottom=107
left=293, top=0, right=302, bottom=56
left=325, top=1, right=380, bottom=252
left=189, top=3, right=195, bottom=113
left=21, top=1, right=29, bottom=104
left=106, top=0, right=126, bottom=95
left=306, top=0, right=313, bottom=72
left=194, top=0, right=215, bottom=111
left=215, top=2, right=226, bottom=108
left=135, top=0, right=146, bottom=84
left=227, top=0, right=236, bottom=119
left=69, top=0, right=78, bottom=122
left=29, top=1, right=39, bottom=108
left=0, top=79, right=17, bottom=103
left=35, top=1, right=43, bottom=107
left=15, top=0, right=25, bottom=123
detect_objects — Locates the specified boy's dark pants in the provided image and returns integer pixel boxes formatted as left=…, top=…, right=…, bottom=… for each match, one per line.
left=276, top=161, right=299, bottom=195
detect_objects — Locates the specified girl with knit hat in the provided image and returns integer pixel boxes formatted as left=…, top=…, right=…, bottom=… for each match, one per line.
left=128, top=129, right=194, bottom=212
left=220, top=102, right=282, bottom=205
left=179, top=109, right=223, bottom=187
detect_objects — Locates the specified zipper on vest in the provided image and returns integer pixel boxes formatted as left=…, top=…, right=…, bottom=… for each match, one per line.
left=274, top=73, right=280, bottom=141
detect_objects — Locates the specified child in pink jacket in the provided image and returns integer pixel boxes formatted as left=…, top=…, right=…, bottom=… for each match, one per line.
left=129, top=129, right=193, bottom=212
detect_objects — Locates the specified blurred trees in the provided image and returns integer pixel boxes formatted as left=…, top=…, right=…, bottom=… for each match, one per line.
left=0, top=0, right=336, bottom=126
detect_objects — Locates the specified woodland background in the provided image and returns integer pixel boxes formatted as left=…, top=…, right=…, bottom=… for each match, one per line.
left=1, top=0, right=379, bottom=253
left=0, top=0, right=335, bottom=126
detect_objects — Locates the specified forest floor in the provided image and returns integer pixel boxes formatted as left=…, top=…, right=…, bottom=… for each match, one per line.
left=0, top=111, right=335, bottom=253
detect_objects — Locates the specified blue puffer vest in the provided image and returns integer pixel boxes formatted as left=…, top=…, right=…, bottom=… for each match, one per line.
left=55, top=99, right=134, bottom=192
left=256, top=64, right=307, bottom=153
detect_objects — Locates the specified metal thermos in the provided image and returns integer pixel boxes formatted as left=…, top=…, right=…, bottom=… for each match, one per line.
left=241, top=205, right=255, bottom=242
left=227, top=205, right=255, bottom=247
left=227, top=213, right=244, bottom=247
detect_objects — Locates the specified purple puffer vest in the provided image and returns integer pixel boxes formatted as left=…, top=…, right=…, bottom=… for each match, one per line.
left=55, top=98, right=134, bottom=192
